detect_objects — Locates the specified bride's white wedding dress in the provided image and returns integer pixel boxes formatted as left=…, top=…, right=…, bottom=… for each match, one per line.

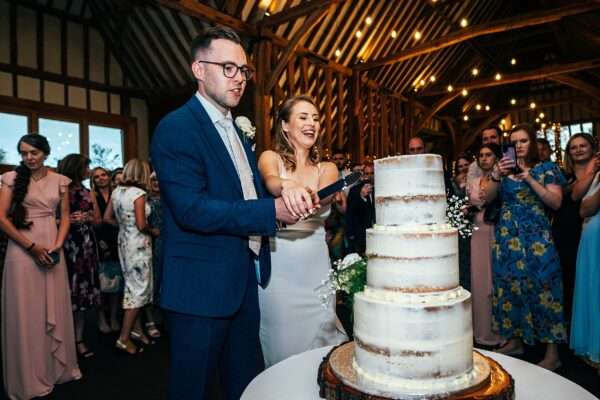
left=259, top=163, right=347, bottom=367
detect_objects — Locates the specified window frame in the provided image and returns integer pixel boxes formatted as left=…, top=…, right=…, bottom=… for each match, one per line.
left=0, top=95, right=137, bottom=173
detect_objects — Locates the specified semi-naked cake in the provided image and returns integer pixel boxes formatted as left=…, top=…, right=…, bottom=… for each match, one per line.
left=351, top=154, right=486, bottom=398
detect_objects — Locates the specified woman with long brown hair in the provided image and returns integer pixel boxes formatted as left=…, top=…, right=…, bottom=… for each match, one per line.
left=0, top=134, right=81, bottom=399
left=482, top=124, right=566, bottom=370
left=257, top=95, right=347, bottom=367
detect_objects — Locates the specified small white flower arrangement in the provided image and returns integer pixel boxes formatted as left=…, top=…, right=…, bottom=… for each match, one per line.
left=320, top=253, right=367, bottom=309
left=446, top=195, right=476, bottom=238
left=235, top=116, right=256, bottom=143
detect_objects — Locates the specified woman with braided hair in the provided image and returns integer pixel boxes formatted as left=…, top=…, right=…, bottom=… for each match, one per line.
left=0, top=134, right=81, bottom=399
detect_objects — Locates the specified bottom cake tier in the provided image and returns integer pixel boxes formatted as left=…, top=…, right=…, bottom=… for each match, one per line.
left=318, top=342, right=514, bottom=400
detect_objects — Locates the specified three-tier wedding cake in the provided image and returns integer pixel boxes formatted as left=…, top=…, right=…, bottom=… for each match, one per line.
left=319, top=154, right=513, bottom=400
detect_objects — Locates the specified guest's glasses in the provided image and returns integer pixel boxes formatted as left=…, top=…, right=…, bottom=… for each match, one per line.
left=196, top=60, right=254, bottom=81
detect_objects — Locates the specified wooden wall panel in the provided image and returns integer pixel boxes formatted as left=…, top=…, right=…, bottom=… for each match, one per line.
left=89, top=29, right=105, bottom=83
left=131, top=98, right=149, bottom=159
left=44, top=81, right=65, bottom=105
left=0, top=1, right=9, bottom=63
left=44, top=15, right=62, bottom=74
left=90, top=90, right=108, bottom=113
left=109, top=55, right=123, bottom=87
left=68, top=85, right=86, bottom=109
left=67, top=22, right=84, bottom=78
left=0, top=72, right=11, bottom=96
left=17, top=76, right=40, bottom=101
left=110, top=93, right=121, bottom=115
left=16, top=6, right=36, bottom=68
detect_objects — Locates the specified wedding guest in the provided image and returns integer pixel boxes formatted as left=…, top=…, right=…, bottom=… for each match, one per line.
left=325, top=149, right=348, bottom=260
left=452, top=155, right=471, bottom=196
left=345, top=162, right=375, bottom=255
left=91, top=167, right=123, bottom=334
left=536, top=138, right=553, bottom=162
left=570, top=168, right=600, bottom=373
left=467, top=143, right=504, bottom=346
left=482, top=124, right=566, bottom=370
left=467, top=126, right=501, bottom=186
left=453, top=155, right=472, bottom=290
left=111, top=167, right=124, bottom=186
left=552, top=133, right=599, bottom=320
left=258, top=95, right=347, bottom=367
left=0, top=134, right=81, bottom=399
left=145, top=171, right=163, bottom=339
left=331, top=148, right=350, bottom=178
left=350, top=162, right=364, bottom=173
left=57, top=154, right=102, bottom=359
left=105, top=159, right=157, bottom=354
left=407, top=136, right=425, bottom=154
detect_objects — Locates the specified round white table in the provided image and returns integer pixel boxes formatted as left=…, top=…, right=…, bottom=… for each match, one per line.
left=241, top=346, right=598, bottom=400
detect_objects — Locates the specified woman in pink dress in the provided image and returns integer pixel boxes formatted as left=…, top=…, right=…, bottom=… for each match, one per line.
left=468, top=143, right=504, bottom=346
left=0, top=134, right=81, bottom=399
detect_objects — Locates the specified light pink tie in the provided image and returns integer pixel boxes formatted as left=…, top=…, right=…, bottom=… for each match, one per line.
left=219, top=118, right=261, bottom=255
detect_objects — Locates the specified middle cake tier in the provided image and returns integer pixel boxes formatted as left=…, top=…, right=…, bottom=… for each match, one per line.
left=366, top=225, right=459, bottom=292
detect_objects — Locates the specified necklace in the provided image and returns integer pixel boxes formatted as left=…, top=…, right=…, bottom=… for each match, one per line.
left=31, top=168, right=48, bottom=182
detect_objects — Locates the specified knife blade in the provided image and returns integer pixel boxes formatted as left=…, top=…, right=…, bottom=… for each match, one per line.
left=317, top=171, right=362, bottom=199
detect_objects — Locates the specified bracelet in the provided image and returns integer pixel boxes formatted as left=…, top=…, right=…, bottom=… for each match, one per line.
left=26, top=242, right=35, bottom=251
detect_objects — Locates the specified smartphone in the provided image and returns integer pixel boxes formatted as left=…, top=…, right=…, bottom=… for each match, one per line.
left=49, top=251, right=60, bottom=265
left=502, top=144, right=521, bottom=174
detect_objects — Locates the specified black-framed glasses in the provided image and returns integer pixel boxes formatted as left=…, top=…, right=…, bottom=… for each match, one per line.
left=196, top=60, right=254, bottom=81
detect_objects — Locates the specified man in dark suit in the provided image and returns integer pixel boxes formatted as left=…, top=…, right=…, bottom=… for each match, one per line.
left=345, top=162, right=375, bottom=254
left=151, top=27, right=297, bottom=400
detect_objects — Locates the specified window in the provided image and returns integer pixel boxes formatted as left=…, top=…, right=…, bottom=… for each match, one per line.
left=39, top=118, right=81, bottom=167
left=89, top=125, right=124, bottom=169
left=0, top=112, right=29, bottom=165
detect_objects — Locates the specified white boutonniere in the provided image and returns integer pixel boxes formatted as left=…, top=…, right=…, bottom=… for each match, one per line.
left=235, top=116, right=256, bottom=144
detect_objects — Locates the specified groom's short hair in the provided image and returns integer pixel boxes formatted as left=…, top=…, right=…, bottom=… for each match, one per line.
left=190, top=26, right=242, bottom=62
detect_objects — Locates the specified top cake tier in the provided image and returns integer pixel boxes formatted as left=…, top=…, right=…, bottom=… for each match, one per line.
left=374, top=154, right=447, bottom=226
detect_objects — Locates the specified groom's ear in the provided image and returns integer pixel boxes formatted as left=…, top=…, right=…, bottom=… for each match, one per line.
left=191, top=60, right=205, bottom=82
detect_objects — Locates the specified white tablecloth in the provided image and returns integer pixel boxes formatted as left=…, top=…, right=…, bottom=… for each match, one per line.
left=242, top=346, right=598, bottom=400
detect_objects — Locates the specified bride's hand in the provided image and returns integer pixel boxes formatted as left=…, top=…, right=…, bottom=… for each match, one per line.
left=281, top=180, right=314, bottom=218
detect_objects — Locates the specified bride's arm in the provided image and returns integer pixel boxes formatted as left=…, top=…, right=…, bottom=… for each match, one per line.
left=258, top=150, right=288, bottom=197
left=317, top=162, right=340, bottom=207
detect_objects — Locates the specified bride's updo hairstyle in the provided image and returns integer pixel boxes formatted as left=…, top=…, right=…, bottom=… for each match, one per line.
left=274, top=94, right=322, bottom=172
left=12, top=134, right=51, bottom=229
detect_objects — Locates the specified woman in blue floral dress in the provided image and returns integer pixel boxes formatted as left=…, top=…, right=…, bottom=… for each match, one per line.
left=482, top=124, right=566, bottom=371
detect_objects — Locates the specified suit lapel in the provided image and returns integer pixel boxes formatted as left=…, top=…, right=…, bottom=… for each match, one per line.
left=185, top=97, right=243, bottom=196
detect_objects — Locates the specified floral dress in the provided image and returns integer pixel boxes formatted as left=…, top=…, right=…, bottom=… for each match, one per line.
left=64, top=186, right=101, bottom=311
left=112, top=186, right=152, bottom=309
left=492, top=161, right=567, bottom=345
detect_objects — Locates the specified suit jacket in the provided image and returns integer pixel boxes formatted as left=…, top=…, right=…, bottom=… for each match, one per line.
left=150, top=96, right=276, bottom=318
left=345, top=182, right=375, bottom=254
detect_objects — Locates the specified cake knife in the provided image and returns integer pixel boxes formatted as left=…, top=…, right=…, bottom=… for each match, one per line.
left=316, top=171, right=362, bottom=199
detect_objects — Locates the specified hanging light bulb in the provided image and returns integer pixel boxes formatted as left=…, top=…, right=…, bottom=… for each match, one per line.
left=539, top=112, right=545, bottom=119
left=429, top=75, right=436, bottom=82
left=530, top=102, right=536, bottom=109
left=511, top=58, right=517, bottom=65
left=510, top=98, right=517, bottom=105
left=447, top=84, right=454, bottom=92
left=460, top=18, right=468, bottom=28
left=356, top=30, right=362, bottom=38
left=335, top=49, right=341, bottom=58
left=495, top=73, right=502, bottom=81
left=485, top=105, right=490, bottom=111
left=475, top=104, right=482, bottom=111
left=391, top=30, right=398, bottom=38
left=414, top=31, right=422, bottom=40
left=463, top=115, right=469, bottom=121
left=366, top=16, right=372, bottom=25
left=461, top=88, right=468, bottom=97
left=471, top=68, right=479, bottom=76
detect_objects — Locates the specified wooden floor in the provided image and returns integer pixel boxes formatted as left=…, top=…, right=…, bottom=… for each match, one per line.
left=0, top=312, right=598, bottom=400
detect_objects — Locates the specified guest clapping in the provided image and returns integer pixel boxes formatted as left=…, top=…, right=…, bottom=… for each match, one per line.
left=482, top=124, right=566, bottom=370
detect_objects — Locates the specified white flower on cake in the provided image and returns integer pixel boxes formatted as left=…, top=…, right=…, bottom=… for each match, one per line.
left=234, top=116, right=256, bottom=141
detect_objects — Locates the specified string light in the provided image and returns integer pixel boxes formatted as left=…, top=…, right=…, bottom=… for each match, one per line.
left=460, top=18, right=468, bottom=28
left=536, top=118, right=540, bottom=123
left=530, top=102, right=536, bottom=109
left=429, top=75, right=436, bottom=82
left=485, top=105, right=490, bottom=111
left=500, top=119, right=506, bottom=125
left=541, top=123, right=546, bottom=128
left=447, top=84, right=454, bottom=92
left=414, top=31, right=422, bottom=40
left=463, top=115, right=469, bottom=121
left=495, top=73, right=502, bottom=81
left=356, top=30, right=362, bottom=38
left=510, top=98, right=517, bottom=105
left=391, top=30, right=397, bottom=38
left=539, top=112, right=545, bottom=119
left=471, top=68, right=479, bottom=76
left=366, top=16, right=372, bottom=25
left=510, top=58, right=517, bottom=65
left=335, top=49, right=341, bottom=58
left=420, top=79, right=426, bottom=86
left=476, top=104, right=482, bottom=111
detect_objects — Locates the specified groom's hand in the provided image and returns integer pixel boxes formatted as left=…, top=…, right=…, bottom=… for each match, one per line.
left=274, top=197, right=300, bottom=225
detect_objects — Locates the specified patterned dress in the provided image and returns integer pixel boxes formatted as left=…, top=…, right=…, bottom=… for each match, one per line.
left=111, top=186, right=153, bottom=309
left=64, top=186, right=101, bottom=311
left=492, top=161, right=567, bottom=345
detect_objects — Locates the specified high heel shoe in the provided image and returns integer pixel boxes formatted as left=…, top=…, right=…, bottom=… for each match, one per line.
left=115, top=339, right=143, bottom=355
left=130, top=330, right=155, bottom=345
left=76, top=341, right=95, bottom=358
left=145, top=322, right=161, bottom=339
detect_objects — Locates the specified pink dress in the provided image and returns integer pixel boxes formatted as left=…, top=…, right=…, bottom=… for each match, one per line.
left=1, top=171, right=81, bottom=400
left=468, top=177, right=503, bottom=346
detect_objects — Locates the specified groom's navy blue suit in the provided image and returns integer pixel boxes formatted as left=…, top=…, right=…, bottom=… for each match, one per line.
left=151, top=95, right=276, bottom=400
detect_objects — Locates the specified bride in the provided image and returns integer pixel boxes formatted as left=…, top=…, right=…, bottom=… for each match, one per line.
left=258, top=94, right=347, bottom=367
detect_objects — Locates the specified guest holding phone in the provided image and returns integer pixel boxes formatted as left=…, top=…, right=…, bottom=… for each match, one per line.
left=482, top=124, right=566, bottom=371
left=0, top=135, right=81, bottom=399
left=57, top=154, right=102, bottom=359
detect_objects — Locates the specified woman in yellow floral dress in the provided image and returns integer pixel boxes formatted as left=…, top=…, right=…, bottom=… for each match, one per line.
left=482, top=124, right=566, bottom=371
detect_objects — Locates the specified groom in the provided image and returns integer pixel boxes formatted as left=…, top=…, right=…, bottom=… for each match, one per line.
left=151, top=27, right=298, bottom=400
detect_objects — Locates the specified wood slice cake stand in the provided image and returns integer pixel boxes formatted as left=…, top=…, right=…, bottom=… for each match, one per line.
left=318, top=342, right=514, bottom=400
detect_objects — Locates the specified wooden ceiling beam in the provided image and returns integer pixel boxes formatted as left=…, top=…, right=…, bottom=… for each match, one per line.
left=356, top=2, right=600, bottom=71
left=549, top=74, right=600, bottom=101
left=259, top=0, right=340, bottom=28
left=157, top=0, right=256, bottom=36
left=412, top=58, right=600, bottom=135
left=264, top=6, right=331, bottom=93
